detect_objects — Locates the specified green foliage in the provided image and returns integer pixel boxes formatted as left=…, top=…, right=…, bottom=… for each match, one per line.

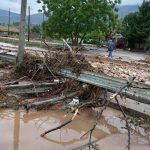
left=128, top=115, right=150, bottom=132
left=38, top=0, right=120, bottom=45
left=84, top=30, right=104, bottom=44
left=31, top=25, right=41, bottom=34
left=122, top=12, right=139, bottom=39
left=122, top=0, right=150, bottom=48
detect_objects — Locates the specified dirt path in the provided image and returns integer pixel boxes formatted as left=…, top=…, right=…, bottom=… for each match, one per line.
left=83, top=46, right=150, bottom=61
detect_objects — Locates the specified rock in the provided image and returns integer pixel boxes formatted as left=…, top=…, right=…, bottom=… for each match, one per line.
left=119, top=68, right=123, bottom=72
left=121, top=74, right=128, bottom=79
left=123, top=70, right=129, bottom=75
left=129, top=71, right=137, bottom=77
left=139, top=78, right=145, bottom=83
left=91, top=62, right=101, bottom=68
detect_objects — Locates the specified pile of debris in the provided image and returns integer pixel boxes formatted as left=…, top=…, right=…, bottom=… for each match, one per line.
left=0, top=50, right=149, bottom=150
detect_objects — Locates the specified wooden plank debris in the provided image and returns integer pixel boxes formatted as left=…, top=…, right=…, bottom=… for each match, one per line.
left=0, top=53, right=16, bottom=63
left=0, top=82, right=62, bottom=94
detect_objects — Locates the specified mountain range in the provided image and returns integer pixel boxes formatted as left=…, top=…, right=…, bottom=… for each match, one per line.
left=0, top=5, right=139, bottom=24
left=0, top=9, right=45, bottom=24
left=117, top=5, right=139, bottom=18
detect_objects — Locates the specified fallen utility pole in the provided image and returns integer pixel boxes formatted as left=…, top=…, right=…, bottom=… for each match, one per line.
left=24, top=91, right=80, bottom=111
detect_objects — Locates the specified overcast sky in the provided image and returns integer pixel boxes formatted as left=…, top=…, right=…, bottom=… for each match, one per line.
left=0, top=0, right=143, bottom=14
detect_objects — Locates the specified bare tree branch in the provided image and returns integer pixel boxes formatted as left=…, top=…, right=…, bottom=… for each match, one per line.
left=41, top=109, right=78, bottom=137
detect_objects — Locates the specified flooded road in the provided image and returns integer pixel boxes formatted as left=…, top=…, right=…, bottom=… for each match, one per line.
left=0, top=108, right=149, bottom=150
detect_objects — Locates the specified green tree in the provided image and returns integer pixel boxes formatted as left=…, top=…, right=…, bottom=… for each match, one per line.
left=31, top=24, right=41, bottom=34
left=122, top=12, right=139, bottom=48
left=137, top=0, right=150, bottom=41
left=122, top=0, right=150, bottom=49
left=37, top=0, right=120, bottom=46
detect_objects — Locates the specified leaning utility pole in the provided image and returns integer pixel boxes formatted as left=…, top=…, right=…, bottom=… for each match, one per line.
left=28, top=6, right=30, bottom=42
left=17, top=0, right=27, bottom=65
left=8, top=8, right=10, bottom=36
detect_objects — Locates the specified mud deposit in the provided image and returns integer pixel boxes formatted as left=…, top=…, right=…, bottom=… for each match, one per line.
left=0, top=108, right=149, bottom=150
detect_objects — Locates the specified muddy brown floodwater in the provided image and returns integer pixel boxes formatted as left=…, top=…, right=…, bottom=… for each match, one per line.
left=0, top=108, right=149, bottom=150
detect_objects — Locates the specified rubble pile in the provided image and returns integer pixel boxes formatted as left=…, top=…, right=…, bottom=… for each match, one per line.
left=88, top=56, right=150, bottom=84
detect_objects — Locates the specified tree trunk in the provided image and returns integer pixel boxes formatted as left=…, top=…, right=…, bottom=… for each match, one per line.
left=79, top=32, right=87, bottom=45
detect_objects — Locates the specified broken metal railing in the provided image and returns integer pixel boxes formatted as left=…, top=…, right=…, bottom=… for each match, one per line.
left=57, top=69, right=150, bottom=105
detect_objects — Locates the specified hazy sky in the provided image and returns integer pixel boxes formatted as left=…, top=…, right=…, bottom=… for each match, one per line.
left=0, top=0, right=143, bottom=14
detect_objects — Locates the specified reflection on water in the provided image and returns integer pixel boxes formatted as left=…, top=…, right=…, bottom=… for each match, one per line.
left=0, top=108, right=149, bottom=150
left=13, top=111, right=20, bottom=150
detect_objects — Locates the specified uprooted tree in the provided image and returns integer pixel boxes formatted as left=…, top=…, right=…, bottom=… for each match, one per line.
left=37, top=0, right=121, bottom=46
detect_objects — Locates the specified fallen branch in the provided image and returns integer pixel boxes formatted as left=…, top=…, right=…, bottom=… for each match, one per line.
left=40, top=93, right=105, bottom=137
left=80, top=76, right=135, bottom=150
left=110, top=76, right=136, bottom=100
left=71, top=139, right=99, bottom=150
left=42, top=39, right=51, bottom=49
left=63, top=39, right=73, bottom=52
left=115, top=96, right=131, bottom=150
left=108, top=77, right=135, bottom=150
left=44, top=61, right=57, bottom=79
left=41, top=51, right=58, bottom=79
left=41, top=109, right=78, bottom=137
left=1, top=76, right=27, bottom=86
left=80, top=101, right=109, bottom=150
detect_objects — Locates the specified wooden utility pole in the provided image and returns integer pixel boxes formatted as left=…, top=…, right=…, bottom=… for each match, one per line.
left=17, top=0, right=27, bottom=65
left=8, top=8, right=10, bottom=36
left=28, top=6, right=30, bottom=42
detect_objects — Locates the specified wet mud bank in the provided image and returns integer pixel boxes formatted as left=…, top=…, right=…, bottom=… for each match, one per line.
left=0, top=108, right=149, bottom=150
